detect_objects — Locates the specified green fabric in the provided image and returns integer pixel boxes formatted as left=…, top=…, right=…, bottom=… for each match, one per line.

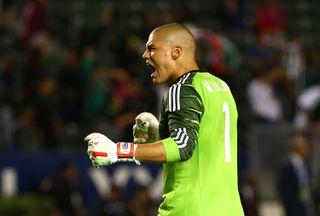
left=162, top=137, right=181, bottom=162
left=158, top=71, right=244, bottom=216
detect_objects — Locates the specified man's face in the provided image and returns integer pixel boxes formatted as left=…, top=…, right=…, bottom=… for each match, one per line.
left=142, top=31, right=173, bottom=84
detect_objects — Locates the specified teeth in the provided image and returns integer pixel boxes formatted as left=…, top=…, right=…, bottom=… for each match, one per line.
left=145, top=60, right=155, bottom=72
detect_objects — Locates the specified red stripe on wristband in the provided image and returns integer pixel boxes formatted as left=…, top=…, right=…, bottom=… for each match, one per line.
left=117, top=142, right=135, bottom=158
left=92, top=152, right=108, bottom=158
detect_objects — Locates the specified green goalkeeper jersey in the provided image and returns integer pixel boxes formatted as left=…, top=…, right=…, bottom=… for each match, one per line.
left=159, top=70, right=244, bottom=216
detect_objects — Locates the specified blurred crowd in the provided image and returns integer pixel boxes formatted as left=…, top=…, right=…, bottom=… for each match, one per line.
left=1, top=0, right=320, bottom=215
left=0, top=0, right=162, bottom=151
left=36, top=161, right=159, bottom=216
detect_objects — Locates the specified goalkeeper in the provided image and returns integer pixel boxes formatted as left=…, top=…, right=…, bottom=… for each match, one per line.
left=85, top=23, right=244, bottom=216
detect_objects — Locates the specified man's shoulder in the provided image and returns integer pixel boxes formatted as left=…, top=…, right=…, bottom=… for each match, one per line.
left=192, top=72, right=231, bottom=94
left=174, top=71, right=215, bottom=88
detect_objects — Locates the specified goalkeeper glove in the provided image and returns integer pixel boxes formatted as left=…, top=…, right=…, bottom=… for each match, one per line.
left=85, top=133, right=140, bottom=168
left=133, top=112, right=159, bottom=144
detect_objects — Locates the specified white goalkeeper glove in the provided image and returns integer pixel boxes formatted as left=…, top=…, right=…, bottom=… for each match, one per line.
left=85, top=112, right=158, bottom=168
left=85, top=133, right=139, bottom=168
left=133, top=112, right=159, bottom=144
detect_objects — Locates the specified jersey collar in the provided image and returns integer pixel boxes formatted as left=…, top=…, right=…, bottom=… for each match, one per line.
left=172, top=69, right=201, bottom=84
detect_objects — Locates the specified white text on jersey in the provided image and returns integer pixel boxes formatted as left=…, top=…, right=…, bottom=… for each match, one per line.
left=202, top=80, right=230, bottom=93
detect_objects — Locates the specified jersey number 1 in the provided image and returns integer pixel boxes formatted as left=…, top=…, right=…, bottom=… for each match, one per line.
left=222, top=102, right=232, bottom=163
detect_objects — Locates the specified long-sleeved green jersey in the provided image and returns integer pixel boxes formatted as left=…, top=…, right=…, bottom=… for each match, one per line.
left=158, top=70, right=244, bottom=216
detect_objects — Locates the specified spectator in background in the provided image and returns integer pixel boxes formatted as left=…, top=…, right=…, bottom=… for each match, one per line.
left=20, top=0, right=49, bottom=43
left=85, top=66, right=158, bottom=142
left=186, top=23, right=241, bottom=86
left=127, top=186, right=158, bottom=216
left=0, top=103, right=15, bottom=149
left=299, top=50, right=320, bottom=90
left=95, top=185, right=128, bottom=216
left=253, top=0, right=288, bottom=54
left=96, top=26, right=127, bottom=68
left=136, top=12, right=160, bottom=41
left=239, top=173, right=259, bottom=216
left=81, top=45, right=97, bottom=76
left=277, top=136, right=313, bottom=216
left=50, top=161, right=86, bottom=216
left=58, top=48, right=83, bottom=125
left=84, top=66, right=111, bottom=125
left=294, top=74, right=320, bottom=130
left=14, top=71, right=62, bottom=150
left=246, top=31, right=288, bottom=123
left=254, top=0, right=286, bottom=35
left=0, top=54, right=15, bottom=150
left=105, top=68, right=158, bottom=141
left=0, top=54, right=14, bottom=100
left=22, top=46, right=45, bottom=99
left=247, top=65, right=286, bottom=123
left=33, top=75, right=62, bottom=149
left=15, top=104, right=42, bottom=150
left=246, top=31, right=277, bottom=79
left=219, top=0, right=245, bottom=31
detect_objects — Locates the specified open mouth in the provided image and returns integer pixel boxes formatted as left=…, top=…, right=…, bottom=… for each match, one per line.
left=149, top=64, right=155, bottom=72
left=146, top=61, right=156, bottom=77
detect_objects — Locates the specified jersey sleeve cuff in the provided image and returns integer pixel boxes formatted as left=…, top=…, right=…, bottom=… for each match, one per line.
left=162, top=137, right=181, bottom=162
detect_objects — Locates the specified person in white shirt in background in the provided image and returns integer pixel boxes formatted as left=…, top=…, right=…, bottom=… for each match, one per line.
left=294, top=75, right=320, bottom=130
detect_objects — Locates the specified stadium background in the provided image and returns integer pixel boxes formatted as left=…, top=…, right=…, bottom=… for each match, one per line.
left=0, top=0, right=320, bottom=215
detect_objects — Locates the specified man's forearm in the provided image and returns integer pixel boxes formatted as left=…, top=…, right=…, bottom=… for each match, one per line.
left=135, top=141, right=167, bottom=163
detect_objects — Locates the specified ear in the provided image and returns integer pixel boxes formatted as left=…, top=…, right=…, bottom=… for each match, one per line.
left=171, top=46, right=182, bottom=60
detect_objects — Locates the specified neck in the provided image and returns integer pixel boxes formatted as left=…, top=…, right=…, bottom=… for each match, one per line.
left=171, top=61, right=199, bottom=83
